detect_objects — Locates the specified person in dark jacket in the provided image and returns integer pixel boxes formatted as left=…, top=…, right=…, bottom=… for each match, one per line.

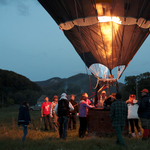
left=104, top=93, right=116, bottom=109
left=138, top=89, right=150, bottom=140
left=18, top=101, right=31, bottom=142
left=68, top=94, right=79, bottom=130
left=55, top=93, right=74, bottom=140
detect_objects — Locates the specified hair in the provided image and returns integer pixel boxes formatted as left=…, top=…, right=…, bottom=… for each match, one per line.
left=52, top=95, right=58, bottom=101
left=70, top=94, right=75, bottom=97
left=82, top=93, right=88, bottom=98
left=80, top=96, right=87, bottom=102
left=22, top=101, right=29, bottom=111
left=115, top=92, right=122, bottom=99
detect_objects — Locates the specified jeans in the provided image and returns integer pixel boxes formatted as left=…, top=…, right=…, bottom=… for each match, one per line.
left=58, top=116, right=68, bottom=140
left=68, top=113, right=76, bottom=130
left=114, top=126, right=125, bottom=147
left=43, top=114, right=52, bottom=130
left=21, top=124, right=28, bottom=142
left=52, top=113, right=59, bottom=131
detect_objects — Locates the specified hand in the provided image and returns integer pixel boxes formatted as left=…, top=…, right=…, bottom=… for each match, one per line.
left=77, top=113, right=79, bottom=116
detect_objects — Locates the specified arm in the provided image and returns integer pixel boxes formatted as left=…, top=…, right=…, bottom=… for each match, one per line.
left=139, top=98, right=147, bottom=111
left=54, top=103, right=58, bottom=116
left=69, top=102, right=74, bottom=111
left=85, top=103, right=95, bottom=109
left=50, top=103, right=53, bottom=117
left=41, top=108, right=43, bottom=117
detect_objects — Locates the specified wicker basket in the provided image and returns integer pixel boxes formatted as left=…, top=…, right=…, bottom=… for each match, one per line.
left=87, top=108, right=129, bottom=137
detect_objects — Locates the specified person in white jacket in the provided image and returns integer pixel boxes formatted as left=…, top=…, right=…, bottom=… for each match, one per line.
left=126, top=94, right=141, bottom=137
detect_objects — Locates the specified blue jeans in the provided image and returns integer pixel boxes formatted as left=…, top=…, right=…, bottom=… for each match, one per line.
left=21, top=124, right=28, bottom=142
left=58, top=116, right=68, bottom=140
left=114, top=126, right=125, bottom=147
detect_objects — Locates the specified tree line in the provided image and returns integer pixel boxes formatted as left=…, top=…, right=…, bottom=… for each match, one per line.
left=121, top=72, right=150, bottom=101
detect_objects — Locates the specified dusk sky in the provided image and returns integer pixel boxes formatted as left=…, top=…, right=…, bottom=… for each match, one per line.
left=0, top=0, right=150, bottom=84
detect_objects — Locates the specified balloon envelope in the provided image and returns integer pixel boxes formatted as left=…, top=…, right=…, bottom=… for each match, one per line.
left=38, top=0, right=150, bottom=78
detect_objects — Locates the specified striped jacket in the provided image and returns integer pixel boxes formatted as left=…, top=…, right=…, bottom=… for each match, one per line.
left=110, top=99, right=128, bottom=126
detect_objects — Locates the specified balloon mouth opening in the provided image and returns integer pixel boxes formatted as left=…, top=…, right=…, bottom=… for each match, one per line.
left=88, top=63, right=125, bottom=81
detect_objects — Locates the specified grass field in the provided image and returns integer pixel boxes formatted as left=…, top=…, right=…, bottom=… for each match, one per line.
left=0, top=106, right=150, bottom=150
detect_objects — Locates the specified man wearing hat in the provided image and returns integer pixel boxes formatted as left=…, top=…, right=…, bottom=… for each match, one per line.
left=97, top=90, right=107, bottom=108
left=55, top=93, right=74, bottom=140
left=138, top=89, right=150, bottom=140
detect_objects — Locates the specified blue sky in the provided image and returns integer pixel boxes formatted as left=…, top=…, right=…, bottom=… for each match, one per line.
left=0, top=0, right=150, bottom=83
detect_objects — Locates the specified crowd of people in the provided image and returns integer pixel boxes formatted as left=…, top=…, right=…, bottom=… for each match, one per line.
left=17, top=88, right=150, bottom=148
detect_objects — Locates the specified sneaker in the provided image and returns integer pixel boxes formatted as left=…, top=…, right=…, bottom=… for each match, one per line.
left=138, top=132, right=142, bottom=137
left=132, top=133, right=135, bottom=137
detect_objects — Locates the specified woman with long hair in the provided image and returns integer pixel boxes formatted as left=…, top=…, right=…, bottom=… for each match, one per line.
left=78, top=95, right=95, bottom=138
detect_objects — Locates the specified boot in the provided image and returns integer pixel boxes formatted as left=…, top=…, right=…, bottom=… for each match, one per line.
left=132, top=133, right=135, bottom=137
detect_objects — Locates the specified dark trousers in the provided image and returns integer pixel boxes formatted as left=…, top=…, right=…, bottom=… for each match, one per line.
left=115, top=126, right=125, bottom=147
left=68, top=113, right=76, bottom=130
left=58, top=116, right=68, bottom=140
left=129, top=119, right=140, bottom=133
left=43, top=114, right=52, bottom=130
left=79, top=117, right=87, bottom=138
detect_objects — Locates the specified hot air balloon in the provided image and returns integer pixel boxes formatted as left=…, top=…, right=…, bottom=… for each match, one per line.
left=37, top=0, right=150, bottom=88
left=37, top=0, right=150, bottom=135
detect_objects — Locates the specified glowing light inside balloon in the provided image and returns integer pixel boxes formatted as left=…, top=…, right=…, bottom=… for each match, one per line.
left=98, top=16, right=122, bottom=24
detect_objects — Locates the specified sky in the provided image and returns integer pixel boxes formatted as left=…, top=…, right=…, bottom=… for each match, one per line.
left=0, top=0, right=150, bottom=84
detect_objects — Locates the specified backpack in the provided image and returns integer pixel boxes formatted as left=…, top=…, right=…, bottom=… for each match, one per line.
left=58, top=99, right=69, bottom=117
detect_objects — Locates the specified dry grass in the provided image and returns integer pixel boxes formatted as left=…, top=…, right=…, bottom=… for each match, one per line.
left=0, top=106, right=150, bottom=150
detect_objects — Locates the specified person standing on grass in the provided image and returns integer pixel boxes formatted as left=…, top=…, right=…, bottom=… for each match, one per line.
left=41, top=96, right=52, bottom=131
left=78, top=95, right=95, bottom=138
left=55, top=93, right=74, bottom=140
left=138, top=89, right=150, bottom=140
left=18, top=101, right=31, bottom=142
left=68, top=94, right=79, bottom=130
left=110, top=92, right=128, bottom=147
left=126, top=94, right=141, bottom=137
left=50, top=95, right=59, bottom=132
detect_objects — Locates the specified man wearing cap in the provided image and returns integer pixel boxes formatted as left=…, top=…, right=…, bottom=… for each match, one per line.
left=97, top=90, right=107, bottom=108
left=55, top=93, right=74, bottom=140
left=138, top=89, right=150, bottom=140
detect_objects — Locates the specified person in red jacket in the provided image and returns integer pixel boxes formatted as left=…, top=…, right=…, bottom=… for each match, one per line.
left=41, top=97, right=52, bottom=131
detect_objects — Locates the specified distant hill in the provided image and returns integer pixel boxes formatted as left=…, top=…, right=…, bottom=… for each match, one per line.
left=36, top=73, right=125, bottom=101
left=36, top=77, right=63, bottom=88
left=0, top=69, right=43, bottom=106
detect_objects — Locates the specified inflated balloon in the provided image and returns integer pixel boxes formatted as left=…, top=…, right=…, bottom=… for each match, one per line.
left=38, top=0, right=150, bottom=80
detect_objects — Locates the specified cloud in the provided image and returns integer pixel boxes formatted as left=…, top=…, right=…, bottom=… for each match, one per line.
left=0, top=0, right=30, bottom=16
left=17, top=1, right=29, bottom=16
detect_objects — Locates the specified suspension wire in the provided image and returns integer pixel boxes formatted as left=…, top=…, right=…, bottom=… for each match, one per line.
left=74, top=0, right=95, bottom=96
left=88, top=70, right=96, bottom=94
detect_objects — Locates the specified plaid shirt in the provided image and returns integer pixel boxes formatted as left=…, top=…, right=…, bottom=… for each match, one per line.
left=110, top=99, right=128, bottom=126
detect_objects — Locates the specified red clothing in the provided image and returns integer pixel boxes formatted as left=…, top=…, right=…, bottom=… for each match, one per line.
left=41, top=102, right=51, bottom=115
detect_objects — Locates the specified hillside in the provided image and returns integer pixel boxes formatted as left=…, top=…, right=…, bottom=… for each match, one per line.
left=0, top=69, right=43, bottom=106
left=36, top=73, right=125, bottom=101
